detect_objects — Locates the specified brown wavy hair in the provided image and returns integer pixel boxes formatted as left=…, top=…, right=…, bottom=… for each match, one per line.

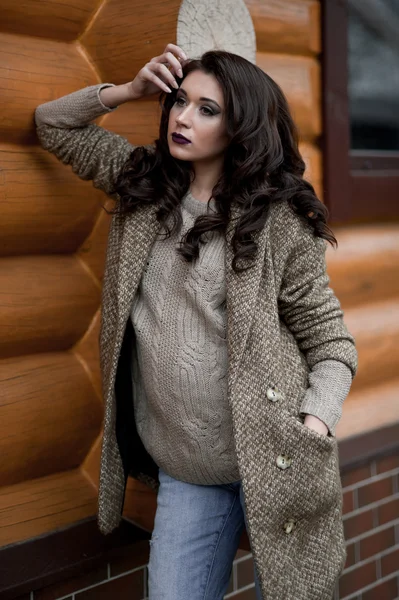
left=108, top=50, right=337, bottom=272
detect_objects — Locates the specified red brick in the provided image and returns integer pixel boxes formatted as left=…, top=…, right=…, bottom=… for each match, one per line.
left=343, top=542, right=356, bottom=568
left=361, top=575, right=398, bottom=600
left=357, top=477, right=394, bottom=508
left=341, top=465, right=371, bottom=488
left=338, top=560, right=377, bottom=597
left=381, top=547, right=399, bottom=577
left=378, top=497, right=399, bottom=525
left=375, top=454, right=399, bottom=474
left=343, top=490, right=354, bottom=515
left=237, top=556, right=256, bottom=588
left=359, top=526, right=396, bottom=561
left=75, top=570, right=144, bottom=600
left=34, top=566, right=108, bottom=600
left=343, top=509, right=374, bottom=540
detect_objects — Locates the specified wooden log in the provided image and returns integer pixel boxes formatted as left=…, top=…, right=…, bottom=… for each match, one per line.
left=81, top=434, right=102, bottom=490
left=1, top=0, right=97, bottom=42
left=299, top=141, right=323, bottom=200
left=326, top=224, right=399, bottom=309
left=0, top=255, right=100, bottom=358
left=0, top=143, right=106, bottom=256
left=99, top=99, right=161, bottom=147
left=176, top=0, right=256, bottom=64
left=337, top=377, right=399, bottom=440
left=74, top=310, right=102, bottom=400
left=0, top=469, right=97, bottom=546
left=0, top=352, right=102, bottom=487
left=257, top=52, right=321, bottom=138
left=344, top=299, right=399, bottom=392
left=77, top=208, right=112, bottom=283
left=0, top=33, right=97, bottom=145
left=244, top=0, right=321, bottom=55
left=80, top=0, right=182, bottom=85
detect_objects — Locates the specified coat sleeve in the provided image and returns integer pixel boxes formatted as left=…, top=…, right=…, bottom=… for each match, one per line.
left=277, top=233, right=358, bottom=433
left=278, top=234, right=358, bottom=377
left=34, top=84, right=136, bottom=199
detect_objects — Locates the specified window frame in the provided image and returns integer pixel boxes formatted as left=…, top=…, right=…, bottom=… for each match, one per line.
left=321, top=0, right=399, bottom=225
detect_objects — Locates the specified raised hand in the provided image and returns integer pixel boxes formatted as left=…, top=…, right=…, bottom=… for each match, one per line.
left=128, top=43, right=188, bottom=99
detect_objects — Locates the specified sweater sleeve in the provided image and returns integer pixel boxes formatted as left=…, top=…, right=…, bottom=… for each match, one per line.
left=34, top=83, right=136, bottom=199
left=299, top=359, right=353, bottom=436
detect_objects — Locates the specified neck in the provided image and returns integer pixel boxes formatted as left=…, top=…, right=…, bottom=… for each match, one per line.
left=190, top=157, right=223, bottom=201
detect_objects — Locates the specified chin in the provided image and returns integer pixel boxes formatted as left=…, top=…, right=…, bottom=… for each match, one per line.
left=168, top=145, right=192, bottom=161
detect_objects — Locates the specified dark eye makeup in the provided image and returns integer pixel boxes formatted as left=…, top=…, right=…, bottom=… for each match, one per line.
left=175, top=96, right=217, bottom=116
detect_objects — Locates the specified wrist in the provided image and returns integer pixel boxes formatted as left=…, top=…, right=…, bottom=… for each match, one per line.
left=99, top=82, right=137, bottom=108
left=124, top=81, right=141, bottom=101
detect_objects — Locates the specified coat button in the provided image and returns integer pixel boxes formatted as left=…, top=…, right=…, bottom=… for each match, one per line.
left=276, top=455, right=292, bottom=470
left=266, top=386, right=282, bottom=402
left=283, top=519, right=296, bottom=534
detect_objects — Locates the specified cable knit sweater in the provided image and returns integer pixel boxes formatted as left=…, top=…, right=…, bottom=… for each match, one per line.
left=34, top=83, right=353, bottom=486
left=130, top=190, right=240, bottom=483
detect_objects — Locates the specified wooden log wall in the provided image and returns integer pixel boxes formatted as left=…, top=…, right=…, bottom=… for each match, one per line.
left=0, top=0, right=182, bottom=548
left=245, top=0, right=323, bottom=197
left=2, top=0, right=396, bottom=551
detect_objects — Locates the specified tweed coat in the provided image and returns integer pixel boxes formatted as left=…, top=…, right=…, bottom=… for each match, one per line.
left=36, top=121, right=358, bottom=600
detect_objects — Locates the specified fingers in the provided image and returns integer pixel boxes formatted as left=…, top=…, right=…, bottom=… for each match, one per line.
left=151, top=50, right=184, bottom=78
left=155, top=62, right=180, bottom=89
left=163, top=43, right=187, bottom=62
left=164, top=51, right=184, bottom=78
left=145, top=43, right=188, bottom=94
left=143, top=65, right=174, bottom=93
left=146, top=61, right=179, bottom=91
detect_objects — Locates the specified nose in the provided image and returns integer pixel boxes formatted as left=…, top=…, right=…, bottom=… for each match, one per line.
left=176, top=106, right=192, bottom=128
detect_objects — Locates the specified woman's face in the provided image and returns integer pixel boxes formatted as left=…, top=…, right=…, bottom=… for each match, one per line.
left=167, top=70, right=229, bottom=164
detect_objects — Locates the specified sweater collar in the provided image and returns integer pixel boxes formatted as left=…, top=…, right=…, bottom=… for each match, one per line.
left=181, top=189, right=217, bottom=218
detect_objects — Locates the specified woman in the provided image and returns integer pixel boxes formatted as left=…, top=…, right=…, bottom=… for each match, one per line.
left=35, top=43, right=357, bottom=600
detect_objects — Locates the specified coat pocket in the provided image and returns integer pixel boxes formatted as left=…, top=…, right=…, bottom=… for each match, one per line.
left=271, top=410, right=342, bottom=522
left=290, top=412, right=337, bottom=448
left=264, top=411, right=346, bottom=598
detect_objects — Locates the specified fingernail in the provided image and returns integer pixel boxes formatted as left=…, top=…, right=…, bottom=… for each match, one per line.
left=178, top=69, right=183, bottom=78
left=166, top=86, right=172, bottom=93
left=172, top=80, right=179, bottom=89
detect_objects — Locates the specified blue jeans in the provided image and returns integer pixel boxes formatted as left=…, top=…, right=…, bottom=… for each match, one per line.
left=148, top=467, right=263, bottom=599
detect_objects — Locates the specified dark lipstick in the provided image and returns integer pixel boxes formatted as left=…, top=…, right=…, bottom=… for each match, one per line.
left=172, top=133, right=191, bottom=144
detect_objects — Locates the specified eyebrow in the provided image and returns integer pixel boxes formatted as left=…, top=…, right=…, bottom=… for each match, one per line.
left=178, top=87, right=222, bottom=110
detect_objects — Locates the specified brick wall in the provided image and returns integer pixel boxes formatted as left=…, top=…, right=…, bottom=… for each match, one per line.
left=13, top=546, right=258, bottom=600
left=12, top=452, right=398, bottom=600
left=335, top=453, right=399, bottom=600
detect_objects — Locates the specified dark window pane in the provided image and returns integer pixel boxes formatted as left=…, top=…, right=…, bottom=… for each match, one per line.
left=348, top=0, right=399, bottom=151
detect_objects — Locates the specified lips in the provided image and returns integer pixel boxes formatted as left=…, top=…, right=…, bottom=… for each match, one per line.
left=172, top=132, right=191, bottom=144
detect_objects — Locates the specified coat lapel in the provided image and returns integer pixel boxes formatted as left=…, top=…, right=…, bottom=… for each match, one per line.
left=117, top=200, right=269, bottom=392
left=117, top=202, right=161, bottom=323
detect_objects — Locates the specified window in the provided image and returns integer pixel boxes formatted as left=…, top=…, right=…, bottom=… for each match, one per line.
left=322, top=0, right=399, bottom=224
